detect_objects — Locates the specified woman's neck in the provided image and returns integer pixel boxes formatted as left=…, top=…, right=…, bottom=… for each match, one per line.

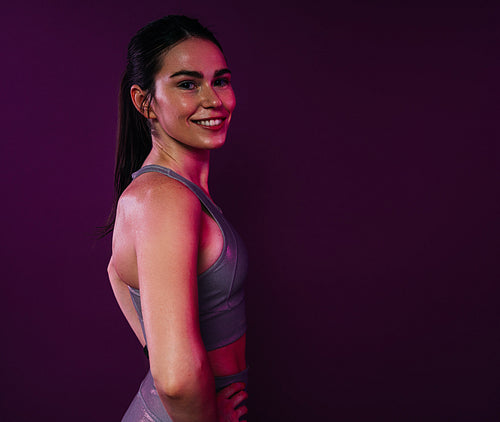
left=143, top=138, right=211, bottom=195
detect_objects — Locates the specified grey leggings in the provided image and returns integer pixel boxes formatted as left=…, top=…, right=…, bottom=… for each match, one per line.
left=121, top=368, right=249, bottom=421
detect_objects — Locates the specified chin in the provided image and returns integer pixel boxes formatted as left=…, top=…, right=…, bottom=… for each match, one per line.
left=202, top=136, right=227, bottom=149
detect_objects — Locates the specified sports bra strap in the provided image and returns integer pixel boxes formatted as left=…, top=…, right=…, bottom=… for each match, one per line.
left=132, top=165, right=222, bottom=217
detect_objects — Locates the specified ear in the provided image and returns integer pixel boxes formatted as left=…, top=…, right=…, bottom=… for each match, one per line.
left=130, top=84, right=157, bottom=119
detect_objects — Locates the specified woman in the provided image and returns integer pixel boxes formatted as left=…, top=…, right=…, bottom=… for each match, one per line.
left=105, top=16, right=249, bottom=421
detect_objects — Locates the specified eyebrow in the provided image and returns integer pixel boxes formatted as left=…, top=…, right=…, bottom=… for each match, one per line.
left=169, top=68, right=232, bottom=78
left=214, top=68, right=231, bottom=77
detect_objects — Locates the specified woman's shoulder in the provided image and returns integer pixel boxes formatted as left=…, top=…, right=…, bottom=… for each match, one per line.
left=117, top=171, right=202, bottom=224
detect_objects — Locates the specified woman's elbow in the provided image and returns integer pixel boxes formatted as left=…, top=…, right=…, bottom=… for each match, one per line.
left=154, top=376, right=190, bottom=399
left=151, top=361, right=212, bottom=399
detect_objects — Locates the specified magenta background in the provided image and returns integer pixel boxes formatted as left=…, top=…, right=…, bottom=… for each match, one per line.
left=1, top=1, right=498, bottom=421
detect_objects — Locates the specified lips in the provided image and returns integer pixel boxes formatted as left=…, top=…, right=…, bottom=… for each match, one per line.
left=191, top=117, right=226, bottom=130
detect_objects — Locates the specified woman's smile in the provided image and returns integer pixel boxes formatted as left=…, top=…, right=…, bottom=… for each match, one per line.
left=191, top=117, right=227, bottom=129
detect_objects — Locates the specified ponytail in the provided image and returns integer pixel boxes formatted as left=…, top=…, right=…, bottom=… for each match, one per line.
left=99, top=74, right=152, bottom=237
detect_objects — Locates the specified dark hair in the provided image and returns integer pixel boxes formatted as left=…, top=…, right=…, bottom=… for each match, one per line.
left=100, top=15, right=223, bottom=236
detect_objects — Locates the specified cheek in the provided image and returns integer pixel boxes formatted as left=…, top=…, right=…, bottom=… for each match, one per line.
left=176, top=97, right=198, bottom=121
left=224, top=90, right=236, bottom=113
left=157, top=96, right=194, bottom=126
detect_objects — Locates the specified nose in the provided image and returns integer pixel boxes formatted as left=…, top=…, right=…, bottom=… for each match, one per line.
left=201, top=84, right=222, bottom=108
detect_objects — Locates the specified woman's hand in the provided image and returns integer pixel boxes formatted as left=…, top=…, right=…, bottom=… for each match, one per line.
left=216, top=382, right=248, bottom=422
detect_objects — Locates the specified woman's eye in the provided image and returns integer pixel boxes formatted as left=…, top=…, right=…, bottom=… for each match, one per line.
left=178, top=81, right=197, bottom=90
left=214, top=78, right=230, bottom=87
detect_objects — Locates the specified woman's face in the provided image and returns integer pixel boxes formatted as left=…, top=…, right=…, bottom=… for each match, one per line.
left=149, top=37, right=236, bottom=150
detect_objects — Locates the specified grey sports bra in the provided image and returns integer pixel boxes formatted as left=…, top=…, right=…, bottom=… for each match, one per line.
left=128, top=165, right=247, bottom=351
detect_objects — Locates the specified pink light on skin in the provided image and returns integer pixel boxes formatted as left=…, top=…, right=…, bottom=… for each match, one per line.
left=134, top=38, right=236, bottom=152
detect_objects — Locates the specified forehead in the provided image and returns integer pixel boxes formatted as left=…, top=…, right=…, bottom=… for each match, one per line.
left=158, top=38, right=227, bottom=77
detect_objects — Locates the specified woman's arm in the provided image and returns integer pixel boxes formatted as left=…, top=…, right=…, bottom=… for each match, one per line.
left=132, top=175, right=216, bottom=422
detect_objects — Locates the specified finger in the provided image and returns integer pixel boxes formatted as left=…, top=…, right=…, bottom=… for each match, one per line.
left=218, top=382, right=246, bottom=399
left=231, top=390, right=248, bottom=408
left=235, top=405, right=248, bottom=419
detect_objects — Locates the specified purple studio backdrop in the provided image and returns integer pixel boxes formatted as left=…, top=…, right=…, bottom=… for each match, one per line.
left=1, top=1, right=498, bottom=421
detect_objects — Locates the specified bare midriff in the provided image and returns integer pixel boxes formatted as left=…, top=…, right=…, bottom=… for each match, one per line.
left=207, top=333, right=246, bottom=377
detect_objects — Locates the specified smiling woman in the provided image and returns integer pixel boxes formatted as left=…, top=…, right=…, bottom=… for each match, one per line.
left=102, top=16, right=248, bottom=422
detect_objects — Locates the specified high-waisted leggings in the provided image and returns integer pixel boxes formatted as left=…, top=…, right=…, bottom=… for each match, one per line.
left=121, top=368, right=249, bottom=421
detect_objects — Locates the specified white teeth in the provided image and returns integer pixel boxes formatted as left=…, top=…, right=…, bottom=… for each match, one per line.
left=195, top=119, right=223, bottom=127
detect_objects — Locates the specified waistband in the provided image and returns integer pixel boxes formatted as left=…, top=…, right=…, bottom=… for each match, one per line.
left=214, top=366, right=249, bottom=392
